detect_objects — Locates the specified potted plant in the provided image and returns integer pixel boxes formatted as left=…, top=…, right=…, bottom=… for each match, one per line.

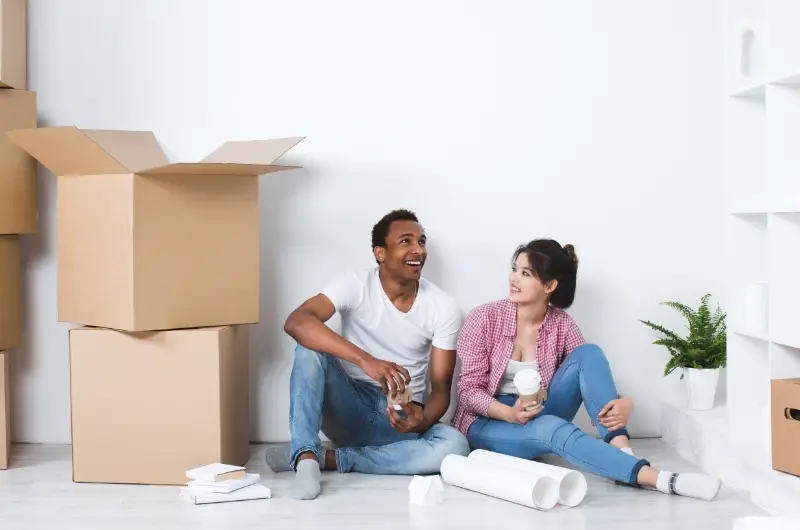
left=640, top=293, right=726, bottom=410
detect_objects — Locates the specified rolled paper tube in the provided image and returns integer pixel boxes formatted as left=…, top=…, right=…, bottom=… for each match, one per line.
left=468, top=449, right=588, bottom=507
left=439, top=454, right=559, bottom=511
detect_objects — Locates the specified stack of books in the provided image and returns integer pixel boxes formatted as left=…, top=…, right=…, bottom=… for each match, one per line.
left=180, top=463, right=272, bottom=505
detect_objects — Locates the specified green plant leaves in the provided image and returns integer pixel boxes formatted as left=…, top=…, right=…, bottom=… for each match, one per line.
left=640, top=293, right=726, bottom=374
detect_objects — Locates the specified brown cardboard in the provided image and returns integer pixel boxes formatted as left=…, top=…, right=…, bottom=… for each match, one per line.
left=7, top=126, right=303, bottom=331
left=0, top=236, right=20, bottom=350
left=0, top=0, right=26, bottom=89
left=0, top=90, right=37, bottom=234
left=771, top=378, right=800, bottom=476
left=69, top=325, right=250, bottom=485
left=1, top=351, right=9, bottom=470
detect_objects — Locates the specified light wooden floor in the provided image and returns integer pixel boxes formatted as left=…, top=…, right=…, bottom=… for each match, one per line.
left=0, top=440, right=764, bottom=530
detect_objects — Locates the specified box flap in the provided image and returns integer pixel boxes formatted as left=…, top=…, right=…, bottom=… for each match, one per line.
left=82, top=130, right=168, bottom=173
left=201, top=137, right=305, bottom=165
left=137, top=162, right=300, bottom=177
left=6, top=126, right=166, bottom=176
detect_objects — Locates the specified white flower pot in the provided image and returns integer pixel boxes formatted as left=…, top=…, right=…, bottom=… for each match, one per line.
left=684, top=368, right=720, bottom=410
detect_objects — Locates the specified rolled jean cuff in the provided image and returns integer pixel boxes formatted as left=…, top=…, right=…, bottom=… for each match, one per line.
left=603, top=428, right=630, bottom=443
left=289, top=444, right=324, bottom=471
left=628, top=458, right=650, bottom=485
left=334, top=448, right=346, bottom=473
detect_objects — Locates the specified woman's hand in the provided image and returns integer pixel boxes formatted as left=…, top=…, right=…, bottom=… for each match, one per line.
left=598, top=395, right=634, bottom=431
left=505, top=397, right=543, bottom=425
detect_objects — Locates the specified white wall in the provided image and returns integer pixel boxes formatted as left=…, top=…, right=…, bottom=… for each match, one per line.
left=12, top=0, right=726, bottom=443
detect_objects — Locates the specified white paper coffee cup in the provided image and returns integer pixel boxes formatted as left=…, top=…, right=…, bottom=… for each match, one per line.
left=514, top=369, right=542, bottom=411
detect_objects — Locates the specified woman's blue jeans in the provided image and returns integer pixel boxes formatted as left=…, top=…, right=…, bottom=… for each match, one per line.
left=466, top=344, right=649, bottom=484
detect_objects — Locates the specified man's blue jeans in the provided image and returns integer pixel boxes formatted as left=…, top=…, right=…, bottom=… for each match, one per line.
left=467, top=344, right=650, bottom=484
left=288, top=344, right=470, bottom=474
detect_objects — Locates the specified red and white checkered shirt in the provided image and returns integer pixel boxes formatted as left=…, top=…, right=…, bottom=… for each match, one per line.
left=451, top=298, right=585, bottom=435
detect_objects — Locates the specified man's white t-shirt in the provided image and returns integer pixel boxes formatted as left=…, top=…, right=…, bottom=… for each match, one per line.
left=322, top=267, right=463, bottom=403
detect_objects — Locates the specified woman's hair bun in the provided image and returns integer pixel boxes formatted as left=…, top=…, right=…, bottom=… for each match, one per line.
left=562, top=244, right=578, bottom=264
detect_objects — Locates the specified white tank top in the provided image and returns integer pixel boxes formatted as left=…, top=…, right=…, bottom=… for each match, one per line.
left=496, top=358, right=539, bottom=395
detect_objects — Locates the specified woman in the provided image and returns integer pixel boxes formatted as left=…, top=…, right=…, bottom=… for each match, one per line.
left=451, top=239, right=721, bottom=501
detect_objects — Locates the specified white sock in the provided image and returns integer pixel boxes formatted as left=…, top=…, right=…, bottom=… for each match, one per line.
left=620, top=447, right=635, bottom=456
left=655, top=471, right=721, bottom=501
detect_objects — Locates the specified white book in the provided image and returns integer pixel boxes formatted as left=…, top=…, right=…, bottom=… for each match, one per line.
left=180, top=484, right=272, bottom=505
left=187, top=473, right=261, bottom=494
left=185, top=463, right=246, bottom=482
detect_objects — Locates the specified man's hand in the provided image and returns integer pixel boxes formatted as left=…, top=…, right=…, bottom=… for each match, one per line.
left=387, top=402, right=427, bottom=433
left=505, top=397, right=543, bottom=425
left=360, top=357, right=411, bottom=396
left=598, top=395, right=634, bottom=431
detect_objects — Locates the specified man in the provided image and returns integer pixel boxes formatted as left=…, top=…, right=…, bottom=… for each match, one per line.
left=266, top=209, right=470, bottom=500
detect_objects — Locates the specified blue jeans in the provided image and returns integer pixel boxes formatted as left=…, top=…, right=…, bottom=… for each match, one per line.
left=467, top=344, right=650, bottom=484
left=288, top=344, right=470, bottom=474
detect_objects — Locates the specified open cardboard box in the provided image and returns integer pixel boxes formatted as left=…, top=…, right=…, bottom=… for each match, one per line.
left=7, top=126, right=304, bottom=331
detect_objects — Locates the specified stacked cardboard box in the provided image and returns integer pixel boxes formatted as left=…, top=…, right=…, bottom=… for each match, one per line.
left=7, top=126, right=304, bottom=484
left=771, top=378, right=800, bottom=477
left=0, top=0, right=33, bottom=471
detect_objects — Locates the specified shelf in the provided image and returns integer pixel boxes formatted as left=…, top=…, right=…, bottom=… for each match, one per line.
left=728, top=80, right=767, bottom=98
left=730, top=208, right=768, bottom=216
left=765, top=0, right=800, bottom=84
left=734, top=328, right=769, bottom=341
left=723, top=4, right=800, bottom=515
left=727, top=72, right=800, bottom=98
left=767, top=213, right=800, bottom=345
left=770, top=71, right=800, bottom=87
left=725, top=94, right=766, bottom=210
left=770, top=342, right=800, bottom=379
left=766, top=86, right=800, bottom=207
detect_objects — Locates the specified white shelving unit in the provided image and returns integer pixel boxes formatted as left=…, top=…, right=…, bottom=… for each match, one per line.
left=720, top=0, right=800, bottom=512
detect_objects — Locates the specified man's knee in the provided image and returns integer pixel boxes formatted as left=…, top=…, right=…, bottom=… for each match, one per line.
left=570, top=343, right=608, bottom=365
left=292, top=344, right=329, bottom=375
left=418, top=426, right=470, bottom=473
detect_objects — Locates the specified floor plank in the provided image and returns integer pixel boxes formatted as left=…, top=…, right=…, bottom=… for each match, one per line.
left=0, top=440, right=764, bottom=529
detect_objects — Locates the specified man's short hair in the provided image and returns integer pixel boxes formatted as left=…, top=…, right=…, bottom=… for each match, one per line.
left=371, top=209, right=419, bottom=250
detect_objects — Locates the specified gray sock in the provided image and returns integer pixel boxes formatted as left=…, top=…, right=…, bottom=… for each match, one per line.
left=291, top=459, right=322, bottom=500
left=265, top=444, right=293, bottom=473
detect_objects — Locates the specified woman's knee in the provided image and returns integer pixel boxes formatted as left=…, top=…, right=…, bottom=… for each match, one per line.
left=570, top=343, right=608, bottom=365
left=528, top=415, right=581, bottom=451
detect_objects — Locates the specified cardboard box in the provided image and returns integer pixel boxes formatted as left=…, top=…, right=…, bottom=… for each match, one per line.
left=1, top=351, right=10, bottom=470
left=771, top=378, right=800, bottom=476
left=7, top=126, right=303, bottom=331
left=0, top=0, right=26, bottom=89
left=0, top=90, right=37, bottom=234
left=69, top=325, right=250, bottom=485
left=0, top=236, right=20, bottom=350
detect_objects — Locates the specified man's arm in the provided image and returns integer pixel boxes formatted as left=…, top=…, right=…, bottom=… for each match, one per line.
left=284, top=294, right=370, bottom=367
left=284, top=294, right=410, bottom=395
left=419, top=346, right=456, bottom=429
left=387, top=345, right=456, bottom=434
